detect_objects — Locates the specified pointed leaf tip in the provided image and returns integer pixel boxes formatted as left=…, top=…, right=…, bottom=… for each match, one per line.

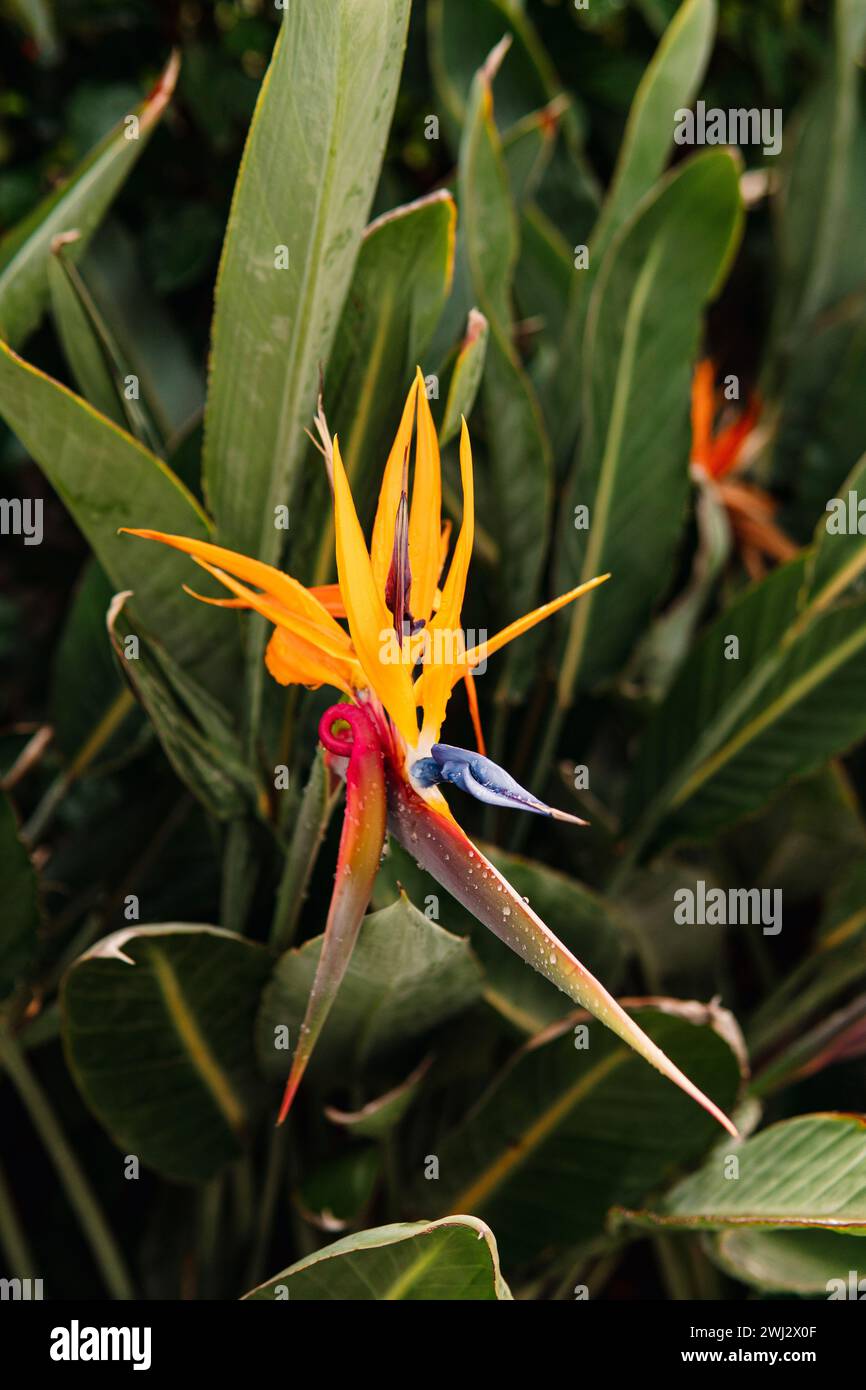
left=276, top=704, right=386, bottom=1124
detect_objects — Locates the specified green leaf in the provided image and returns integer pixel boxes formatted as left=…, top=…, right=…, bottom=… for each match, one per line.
left=374, top=839, right=625, bottom=1035
left=428, top=0, right=560, bottom=142
left=514, top=202, right=572, bottom=343
left=550, top=0, right=718, bottom=452
left=502, top=100, right=563, bottom=205
left=50, top=560, right=141, bottom=771
left=720, top=766, right=866, bottom=908
left=256, top=898, right=483, bottom=1085
left=81, top=221, right=204, bottom=446
left=439, top=308, right=489, bottom=449
left=459, top=40, right=552, bottom=618
left=48, top=236, right=124, bottom=428
left=616, top=1113, right=866, bottom=1236
left=711, top=1228, right=866, bottom=1295
left=0, top=341, right=236, bottom=697
left=325, top=1057, right=433, bottom=1140
left=48, top=233, right=162, bottom=451
left=819, top=857, right=866, bottom=950
left=591, top=0, right=717, bottom=266
left=61, top=925, right=272, bottom=1184
left=202, top=1, right=411, bottom=565
left=0, top=53, right=179, bottom=347
left=626, top=554, right=866, bottom=855
left=243, top=1216, right=512, bottom=1300
left=0, top=793, right=40, bottom=1000
left=772, top=0, right=866, bottom=351
left=303, top=189, right=456, bottom=586
left=429, top=1001, right=744, bottom=1263
left=630, top=476, right=732, bottom=699
left=556, top=149, right=743, bottom=698
left=296, top=1146, right=381, bottom=1231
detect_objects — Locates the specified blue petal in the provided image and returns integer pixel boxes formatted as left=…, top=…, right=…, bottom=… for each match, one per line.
left=411, top=743, right=587, bottom=824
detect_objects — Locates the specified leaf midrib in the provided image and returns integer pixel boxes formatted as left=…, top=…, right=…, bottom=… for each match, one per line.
left=149, top=947, right=246, bottom=1137
left=446, top=1048, right=627, bottom=1214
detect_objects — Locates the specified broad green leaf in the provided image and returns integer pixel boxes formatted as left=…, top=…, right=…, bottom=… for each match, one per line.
left=203, top=1, right=411, bottom=566
left=106, top=592, right=261, bottom=821
left=303, top=190, right=456, bottom=586
left=325, top=1057, right=433, bottom=1140
left=0, top=53, right=179, bottom=347
left=459, top=41, right=552, bottom=619
left=0, top=341, right=236, bottom=697
left=616, top=1113, right=866, bottom=1235
left=712, top=1228, right=866, bottom=1295
left=243, top=1216, right=513, bottom=1300
left=626, top=554, right=866, bottom=855
left=256, top=898, right=483, bottom=1085
left=615, top=860, right=729, bottom=999
left=763, top=5, right=866, bottom=498
left=428, top=1002, right=744, bottom=1263
left=591, top=0, right=717, bottom=268
left=556, top=150, right=743, bottom=699
left=62, top=925, right=272, bottom=1184
left=374, top=839, right=625, bottom=1035
left=550, top=0, right=718, bottom=452
left=0, top=793, right=40, bottom=1000
left=773, top=0, right=866, bottom=348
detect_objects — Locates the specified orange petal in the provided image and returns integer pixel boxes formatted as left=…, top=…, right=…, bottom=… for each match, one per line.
left=188, top=558, right=358, bottom=669
left=690, top=359, right=716, bottom=472
left=265, top=628, right=355, bottom=696
left=408, top=368, right=442, bottom=622
left=707, top=394, right=761, bottom=480
left=462, top=573, right=612, bottom=671
left=309, top=583, right=347, bottom=618
left=121, top=529, right=352, bottom=650
left=332, top=437, right=419, bottom=745
left=370, top=376, right=419, bottom=590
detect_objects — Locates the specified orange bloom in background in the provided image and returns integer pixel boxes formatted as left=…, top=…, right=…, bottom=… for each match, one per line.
left=690, top=359, right=798, bottom=580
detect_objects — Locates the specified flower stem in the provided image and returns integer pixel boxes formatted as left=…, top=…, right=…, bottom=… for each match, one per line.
left=0, top=1026, right=134, bottom=1299
left=0, top=1158, right=36, bottom=1279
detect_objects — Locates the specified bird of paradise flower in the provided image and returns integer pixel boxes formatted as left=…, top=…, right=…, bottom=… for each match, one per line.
left=690, top=359, right=797, bottom=580
left=123, top=370, right=736, bottom=1136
